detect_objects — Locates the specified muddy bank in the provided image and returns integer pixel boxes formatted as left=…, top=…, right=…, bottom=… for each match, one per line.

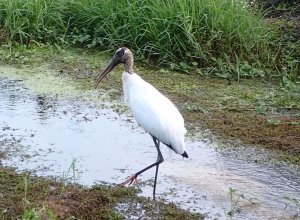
left=0, top=167, right=202, bottom=219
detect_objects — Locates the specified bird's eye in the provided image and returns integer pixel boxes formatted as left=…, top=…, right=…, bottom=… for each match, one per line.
left=116, top=48, right=125, bottom=58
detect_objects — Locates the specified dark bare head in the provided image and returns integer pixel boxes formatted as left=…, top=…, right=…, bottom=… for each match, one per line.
left=95, top=47, right=134, bottom=89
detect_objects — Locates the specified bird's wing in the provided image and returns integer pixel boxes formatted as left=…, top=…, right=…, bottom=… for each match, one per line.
left=128, top=79, right=186, bottom=152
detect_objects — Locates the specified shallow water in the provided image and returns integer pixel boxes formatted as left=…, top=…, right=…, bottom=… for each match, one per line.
left=0, top=68, right=299, bottom=219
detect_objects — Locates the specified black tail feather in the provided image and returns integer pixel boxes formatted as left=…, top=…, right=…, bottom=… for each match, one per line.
left=151, top=135, right=188, bottom=159
left=182, top=151, right=188, bottom=158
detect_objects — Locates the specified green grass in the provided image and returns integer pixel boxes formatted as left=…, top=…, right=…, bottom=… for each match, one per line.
left=0, top=0, right=298, bottom=80
left=64, top=0, right=277, bottom=72
left=0, top=0, right=67, bottom=44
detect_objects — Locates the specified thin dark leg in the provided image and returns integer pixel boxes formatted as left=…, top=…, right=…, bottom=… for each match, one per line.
left=153, top=163, right=160, bottom=200
left=118, top=135, right=164, bottom=200
left=152, top=136, right=163, bottom=200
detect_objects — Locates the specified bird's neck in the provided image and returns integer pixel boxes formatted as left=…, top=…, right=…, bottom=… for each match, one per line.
left=124, top=55, right=134, bottom=74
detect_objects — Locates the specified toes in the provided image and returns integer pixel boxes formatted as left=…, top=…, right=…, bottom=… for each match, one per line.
left=117, top=175, right=137, bottom=186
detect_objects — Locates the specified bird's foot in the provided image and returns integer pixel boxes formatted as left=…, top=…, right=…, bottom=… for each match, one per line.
left=117, top=174, right=138, bottom=186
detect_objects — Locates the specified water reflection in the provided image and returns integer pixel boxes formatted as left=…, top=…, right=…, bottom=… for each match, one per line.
left=35, top=95, right=58, bottom=122
left=0, top=78, right=26, bottom=113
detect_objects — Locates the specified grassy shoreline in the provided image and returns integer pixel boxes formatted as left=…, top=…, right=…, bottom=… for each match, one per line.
left=0, top=0, right=299, bottom=80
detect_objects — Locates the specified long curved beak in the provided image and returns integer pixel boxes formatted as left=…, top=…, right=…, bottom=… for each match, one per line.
left=95, top=59, right=119, bottom=89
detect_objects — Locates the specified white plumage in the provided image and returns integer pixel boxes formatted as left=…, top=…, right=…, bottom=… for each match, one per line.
left=122, top=71, right=187, bottom=155
left=95, top=47, right=188, bottom=200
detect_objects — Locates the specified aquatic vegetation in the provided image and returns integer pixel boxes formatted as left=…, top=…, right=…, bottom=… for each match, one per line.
left=225, top=187, right=258, bottom=219
left=60, top=158, right=78, bottom=195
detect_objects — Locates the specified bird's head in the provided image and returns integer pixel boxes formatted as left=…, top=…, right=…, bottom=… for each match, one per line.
left=95, top=47, right=133, bottom=89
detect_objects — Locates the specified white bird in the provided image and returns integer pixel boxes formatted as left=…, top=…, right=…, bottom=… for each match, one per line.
left=95, top=47, right=188, bottom=200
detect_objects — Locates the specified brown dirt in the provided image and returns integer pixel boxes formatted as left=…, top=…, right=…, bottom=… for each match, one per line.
left=184, top=109, right=300, bottom=154
left=0, top=167, right=203, bottom=219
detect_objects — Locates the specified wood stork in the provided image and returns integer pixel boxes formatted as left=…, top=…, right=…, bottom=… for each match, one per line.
left=95, top=47, right=188, bottom=200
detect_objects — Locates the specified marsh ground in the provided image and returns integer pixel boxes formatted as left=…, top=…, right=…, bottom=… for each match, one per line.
left=0, top=46, right=299, bottom=219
